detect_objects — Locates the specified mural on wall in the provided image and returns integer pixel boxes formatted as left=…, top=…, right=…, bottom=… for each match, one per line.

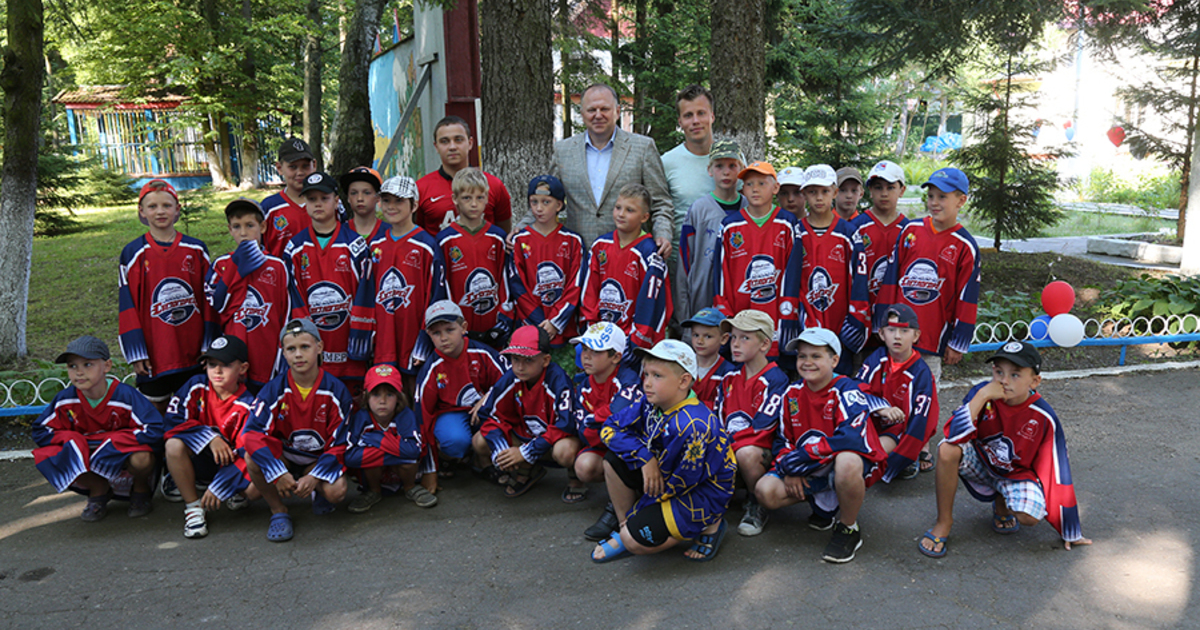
left=370, top=44, right=425, bottom=180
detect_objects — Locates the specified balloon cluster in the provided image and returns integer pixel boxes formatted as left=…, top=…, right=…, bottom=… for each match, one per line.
left=1030, top=281, right=1084, bottom=347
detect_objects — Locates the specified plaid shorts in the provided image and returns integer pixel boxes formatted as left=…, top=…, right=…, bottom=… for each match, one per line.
left=959, top=444, right=1047, bottom=520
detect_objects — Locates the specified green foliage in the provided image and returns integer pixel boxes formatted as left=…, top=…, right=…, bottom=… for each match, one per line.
left=1099, top=274, right=1200, bottom=347
left=1071, top=167, right=1179, bottom=212
left=977, top=289, right=1041, bottom=323
left=177, top=185, right=217, bottom=234
left=79, top=164, right=137, bottom=207
left=899, top=156, right=943, bottom=191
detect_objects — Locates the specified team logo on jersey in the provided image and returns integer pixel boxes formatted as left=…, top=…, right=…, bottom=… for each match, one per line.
left=260, top=266, right=278, bottom=286
left=274, top=215, right=288, bottom=230
left=898, top=259, right=944, bottom=305
left=288, top=429, right=326, bottom=453
left=335, top=254, right=351, bottom=273
left=774, top=229, right=790, bottom=249
left=534, top=262, right=566, bottom=305
left=868, top=256, right=889, bottom=296
left=829, top=244, right=845, bottom=264
left=980, top=434, right=1016, bottom=471
left=235, top=286, right=272, bottom=331
left=788, top=396, right=800, bottom=417
left=371, top=246, right=383, bottom=264
left=823, top=398, right=837, bottom=421
left=299, top=253, right=311, bottom=271
left=377, top=268, right=415, bottom=313
left=738, top=255, right=780, bottom=303
left=624, top=260, right=641, bottom=279
left=307, top=281, right=352, bottom=330
left=596, top=250, right=608, bottom=267
left=449, top=246, right=464, bottom=265
left=861, top=233, right=872, bottom=248
left=684, top=434, right=705, bottom=464
left=460, top=269, right=500, bottom=315
left=940, top=243, right=958, bottom=263
left=731, top=232, right=745, bottom=249
left=404, top=250, right=423, bottom=268
left=903, top=233, right=917, bottom=248
left=806, top=267, right=839, bottom=312
left=181, top=255, right=195, bottom=273
left=597, top=279, right=632, bottom=323
left=436, top=372, right=449, bottom=389
left=1018, top=419, right=1038, bottom=441
left=148, top=277, right=198, bottom=325
left=844, top=389, right=867, bottom=406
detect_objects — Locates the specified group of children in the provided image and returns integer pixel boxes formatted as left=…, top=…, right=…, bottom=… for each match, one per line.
left=30, top=131, right=1090, bottom=560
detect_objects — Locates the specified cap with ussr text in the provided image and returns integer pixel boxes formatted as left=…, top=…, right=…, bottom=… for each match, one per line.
left=570, top=321, right=627, bottom=354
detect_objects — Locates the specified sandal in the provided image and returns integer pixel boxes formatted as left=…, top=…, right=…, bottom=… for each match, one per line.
left=591, top=532, right=633, bottom=564
left=918, top=529, right=948, bottom=558
left=473, top=465, right=510, bottom=486
left=503, top=465, right=546, bottom=498
left=992, top=512, right=1021, bottom=534
left=685, top=519, right=728, bottom=562
left=405, top=485, right=439, bottom=508
left=561, top=483, right=588, bottom=504
left=918, top=450, right=936, bottom=473
left=267, top=513, right=294, bottom=542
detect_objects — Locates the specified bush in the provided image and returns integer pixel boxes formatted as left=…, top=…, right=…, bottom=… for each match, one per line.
left=79, top=164, right=136, bottom=207
left=899, top=156, right=944, bottom=191
left=1075, top=167, right=1180, bottom=212
left=1098, top=274, right=1200, bottom=347
left=177, top=185, right=215, bottom=233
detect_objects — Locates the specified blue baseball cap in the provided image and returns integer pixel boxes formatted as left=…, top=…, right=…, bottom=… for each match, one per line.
left=683, top=307, right=726, bottom=328
left=922, top=168, right=970, bottom=194
left=528, top=175, right=565, bottom=201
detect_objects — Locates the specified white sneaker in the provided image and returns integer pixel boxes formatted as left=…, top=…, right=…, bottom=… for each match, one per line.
left=183, top=506, right=208, bottom=539
left=224, top=493, right=249, bottom=512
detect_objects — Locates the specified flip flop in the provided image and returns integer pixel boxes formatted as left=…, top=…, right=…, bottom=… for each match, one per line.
left=267, top=513, right=294, bottom=542
left=685, top=519, right=728, bottom=562
left=918, top=450, right=936, bottom=473
left=591, top=532, right=633, bottom=564
left=561, top=483, right=588, bottom=504
left=503, top=466, right=546, bottom=498
left=992, top=512, right=1021, bottom=534
left=918, top=529, right=948, bottom=558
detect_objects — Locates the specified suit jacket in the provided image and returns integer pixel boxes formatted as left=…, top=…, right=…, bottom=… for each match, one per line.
left=523, top=127, right=672, bottom=248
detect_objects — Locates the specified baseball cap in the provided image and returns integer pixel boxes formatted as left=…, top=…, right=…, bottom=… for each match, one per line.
left=708, top=139, right=743, bottom=164
left=138, top=179, right=180, bottom=226
left=300, top=172, right=338, bottom=196
left=635, top=339, right=699, bottom=380
left=777, top=166, right=806, bottom=188
left=278, top=137, right=314, bottom=163
left=280, top=318, right=322, bottom=343
left=737, top=161, right=777, bottom=180
left=720, top=309, right=776, bottom=342
left=527, top=174, right=566, bottom=201
left=683, top=307, right=726, bottom=329
left=503, top=325, right=550, bottom=357
left=803, top=164, right=837, bottom=188
left=425, top=300, right=465, bottom=328
left=784, top=327, right=843, bottom=357
left=570, top=322, right=628, bottom=354
left=364, top=363, right=405, bottom=393
left=922, top=167, right=970, bottom=194
left=55, top=335, right=111, bottom=363
left=987, top=341, right=1042, bottom=374
left=199, top=335, right=249, bottom=364
left=883, top=303, right=920, bottom=329
left=380, top=175, right=419, bottom=202
left=224, top=197, right=264, bottom=220
left=836, top=167, right=864, bottom=187
left=867, top=160, right=905, bottom=185
left=339, top=166, right=383, bottom=194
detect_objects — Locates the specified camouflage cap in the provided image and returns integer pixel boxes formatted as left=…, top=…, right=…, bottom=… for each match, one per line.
left=708, top=139, right=743, bottom=164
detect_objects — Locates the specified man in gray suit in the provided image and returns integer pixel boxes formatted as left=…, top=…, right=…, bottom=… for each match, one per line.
left=518, top=84, right=673, bottom=255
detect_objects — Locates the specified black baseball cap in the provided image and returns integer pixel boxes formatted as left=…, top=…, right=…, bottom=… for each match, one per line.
left=224, top=197, right=265, bottom=220
left=883, top=304, right=920, bottom=329
left=300, top=171, right=338, bottom=196
left=987, top=341, right=1042, bottom=374
left=278, top=137, right=314, bottom=163
left=55, top=335, right=111, bottom=363
left=199, top=335, right=249, bottom=365
left=339, top=166, right=382, bottom=194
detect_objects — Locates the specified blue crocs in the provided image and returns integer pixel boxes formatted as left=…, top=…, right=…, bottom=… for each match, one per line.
left=267, top=513, right=293, bottom=542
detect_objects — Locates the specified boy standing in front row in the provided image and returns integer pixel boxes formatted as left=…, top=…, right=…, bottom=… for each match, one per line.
left=918, top=342, right=1091, bottom=557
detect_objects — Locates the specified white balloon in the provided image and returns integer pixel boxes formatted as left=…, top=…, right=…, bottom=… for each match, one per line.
left=1048, top=313, right=1085, bottom=348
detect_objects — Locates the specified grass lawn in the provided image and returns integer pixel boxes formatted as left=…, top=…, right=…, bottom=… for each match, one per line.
left=897, top=201, right=1176, bottom=240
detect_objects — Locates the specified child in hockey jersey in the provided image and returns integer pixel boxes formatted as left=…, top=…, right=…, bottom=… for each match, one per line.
left=756, top=328, right=888, bottom=564
left=854, top=160, right=910, bottom=318
left=206, top=198, right=305, bottom=391
left=591, top=340, right=735, bottom=563
left=834, top=167, right=864, bottom=222
left=854, top=304, right=938, bottom=482
left=570, top=322, right=643, bottom=541
left=344, top=364, right=436, bottom=513
left=775, top=166, right=807, bottom=219
left=262, top=138, right=317, bottom=257
left=119, top=179, right=217, bottom=412
left=715, top=309, right=789, bottom=537
left=163, top=335, right=259, bottom=538
left=243, top=319, right=353, bottom=542
left=33, top=336, right=162, bottom=521
left=437, top=167, right=513, bottom=349
left=340, top=166, right=389, bottom=242
left=918, top=342, right=1091, bottom=557
left=510, top=174, right=586, bottom=346
left=677, top=140, right=746, bottom=324
left=683, top=307, right=737, bottom=410
left=581, top=183, right=672, bottom=363
left=472, top=325, right=579, bottom=498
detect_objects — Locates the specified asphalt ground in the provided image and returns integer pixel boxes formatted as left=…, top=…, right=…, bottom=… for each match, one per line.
left=1, top=368, right=1197, bottom=629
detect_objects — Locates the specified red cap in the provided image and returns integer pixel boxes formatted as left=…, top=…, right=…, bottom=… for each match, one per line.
left=502, top=325, right=549, bottom=357
left=364, top=364, right=404, bottom=393
left=139, top=179, right=178, bottom=202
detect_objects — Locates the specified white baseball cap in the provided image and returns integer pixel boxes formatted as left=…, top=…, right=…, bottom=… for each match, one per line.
left=803, top=164, right=837, bottom=188
left=784, top=326, right=842, bottom=357
left=381, top=175, right=419, bottom=203
left=425, top=300, right=464, bottom=328
left=867, top=160, right=906, bottom=185
left=635, top=339, right=699, bottom=380
left=777, top=166, right=806, bottom=188
left=570, top=321, right=628, bottom=354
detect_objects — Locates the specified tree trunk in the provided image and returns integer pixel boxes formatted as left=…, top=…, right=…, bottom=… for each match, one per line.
left=895, top=96, right=911, bottom=157
left=216, top=114, right=234, bottom=186
left=0, top=0, right=45, bottom=361
left=200, top=115, right=231, bottom=189
left=480, top=0, right=554, bottom=224
left=303, top=0, right=324, bottom=170
left=557, top=0, right=572, bottom=139
left=710, top=0, right=766, bottom=161
left=240, top=119, right=261, bottom=189
left=329, top=0, right=388, bottom=176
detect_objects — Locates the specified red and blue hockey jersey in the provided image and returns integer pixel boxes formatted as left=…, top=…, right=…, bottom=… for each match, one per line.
left=510, top=224, right=587, bottom=346
left=119, top=232, right=218, bottom=379
left=163, top=374, right=256, bottom=499
left=715, top=362, right=790, bottom=451
left=876, top=217, right=981, bottom=356
left=852, top=209, right=910, bottom=309
left=244, top=369, right=353, bottom=484
left=261, top=191, right=310, bottom=258
left=437, top=222, right=514, bottom=336
left=854, top=347, right=938, bottom=482
left=32, top=380, right=163, bottom=493
left=414, top=340, right=508, bottom=472
left=695, top=357, right=739, bottom=411
left=945, top=383, right=1084, bottom=542
left=478, top=362, right=575, bottom=464
left=790, top=216, right=869, bottom=355
left=285, top=224, right=371, bottom=381
left=343, top=406, right=423, bottom=469
left=350, top=226, right=447, bottom=372
left=573, top=366, right=643, bottom=451
left=206, top=239, right=307, bottom=387
left=772, top=376, right=888, bottom=485
left=580, top=232, right=671, bottom=351
left=712, top=207, right=799, bottom=357
left=347, top=218, right=391, bottom=244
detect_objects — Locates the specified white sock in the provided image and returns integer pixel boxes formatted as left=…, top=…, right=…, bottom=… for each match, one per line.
left=186, top=500, right=202, bottom=510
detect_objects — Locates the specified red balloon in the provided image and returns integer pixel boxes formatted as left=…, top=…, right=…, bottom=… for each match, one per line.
left=1107, top=126, right=1126, bottom=147
left=1041, top=281, right=1076, bottom=317
left=1063, top=120, right=1073, bottom=129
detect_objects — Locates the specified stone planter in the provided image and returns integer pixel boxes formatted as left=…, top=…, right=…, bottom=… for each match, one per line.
left=1086, top=233, right=1182, bottom=265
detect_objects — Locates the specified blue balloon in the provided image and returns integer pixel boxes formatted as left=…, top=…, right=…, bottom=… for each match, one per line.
left=1065, top=127, right=1077, bottom=142
left=1029, top=314, right=1051, bottom=340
